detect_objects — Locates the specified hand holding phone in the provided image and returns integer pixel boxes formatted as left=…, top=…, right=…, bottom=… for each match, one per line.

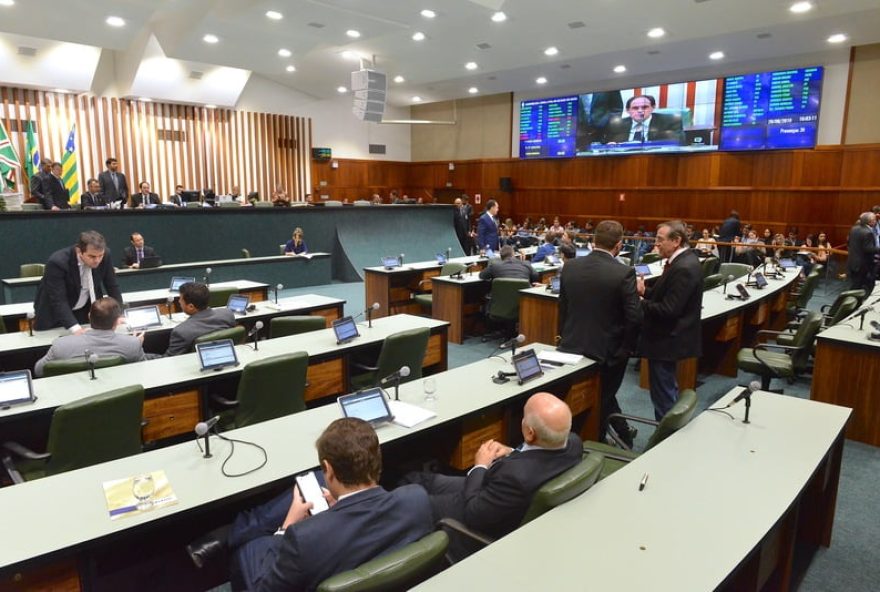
left=295, top=471, right=330, bottom=515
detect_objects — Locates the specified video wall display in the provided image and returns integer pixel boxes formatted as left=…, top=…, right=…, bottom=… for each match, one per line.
left=518, top=66, right=823, bottom=159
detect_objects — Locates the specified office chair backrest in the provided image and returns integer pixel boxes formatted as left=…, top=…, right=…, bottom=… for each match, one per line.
left=235, top=352, right=309, bottom=428
left=240, top=248, right=251, bottom=259
left=828, top=296, right=859, bottom=327
left=487, top=278, right=531, bottom=321
left=316, top=531, right=449, bottom=592
left=827, top=289, right=865, bottom=319
left=208, top=287, right=238, bottom=308
left=702, top=273, right=724, bottom=291
left=20, top=263, right=45, bottom=278
left=194, top=325, right=246, bottom=348
left=790, top=311, right=823, bottom=371
left=439, top=262, right=466, bottom=277
left=45, top=385, right=144, bottom=477
left=795, top=272, right=820, bottom=310
left=42, top=355, right=127, bottom=377
left=646, top=389, right=698, bottom=451
left=640, top=253, right=662, bottom=265
left=269, top=315, right=327, bottom=339
left=520, top=452, right=605, bottom=525
left=375, top=327, right=431, bottom=385
left=718, top=262, right=751, bottom=280
left=701, top=256, right=720, bottom=278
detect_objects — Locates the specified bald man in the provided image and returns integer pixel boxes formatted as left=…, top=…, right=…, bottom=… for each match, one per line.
left=404, top=393, right=582, bottom=553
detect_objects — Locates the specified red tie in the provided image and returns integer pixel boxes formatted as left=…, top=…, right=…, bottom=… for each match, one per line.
left=663, top=261, right=671, bottom=274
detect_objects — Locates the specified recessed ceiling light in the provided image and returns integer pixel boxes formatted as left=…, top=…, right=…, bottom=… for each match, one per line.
left=491, top=11, right=506, bottom=22
left=412, top=96, right=423, bottom=102
left=205, top=104, right=217, bottom=109
left=0, top=0, right=15, bottom=6
left=468, top=87, right=478, bottom=94
left=647, top=27, right=665, bottom=38
left=202, top=34, right=219, bottom=44
left=278, top=48, right=292, bottom=58
left=536, top=76, right=547, bottom=85
left=337, top=86, right=348, bottom=93
left=544, top=46, right=558, bottom=56
left=412, top=31, right=426, bottom=41
left=709, top=51, right=725, bottom=60
left=53, top=88, right=70, bottom=94
left=346, top=29, right=361, bottom=38
left=393, top=75, right=405, bottom=83
left=789, top=2, right=813, bottom=13
left=265, top=10, right=283, bottom=20
left=420, top=9, right=436, bottom=18
left=105, top=15, right=125, bottom=27
left=286, top=65, right=296, bottom=72
left=827, top=33, right=848, bottom=43
left=465, top=61, right=478, bottom=70
left=613, top=65, right=627, bottom=73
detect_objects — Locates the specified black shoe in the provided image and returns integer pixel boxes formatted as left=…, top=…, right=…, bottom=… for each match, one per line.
left=610, top=423, right=637, bottom=449
left=186, top=525, right=231, bottom=569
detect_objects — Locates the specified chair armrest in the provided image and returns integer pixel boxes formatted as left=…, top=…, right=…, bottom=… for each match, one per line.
left=607, top=413, right=660, bottom=429
left=210, top=394, right=239, bottom=409
left=436, top=518, right=494, bottom=547
left=417, top=279, right=432, bottom=288
left=820, top=304, right=831, bottom=313
left=2, top=441, right=51, bottom=461
left=351, top=362, right=379, bottom=372
left=755, top=330, right=787, bottom=338
left=754, top=343, right=803, bottom=352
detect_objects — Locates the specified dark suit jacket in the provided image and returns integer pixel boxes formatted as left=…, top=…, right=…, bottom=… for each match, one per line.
left=559, top=250, right=642, bottom=364
left=169, top=193, right=183, bottom=206
left=29, top=172, right=49, bottom=202
left=98, top=170, right=129, bottom=206
left=476, top=212, right=500, bottom=251
left=603, top=112, right=683, bottom=144
left=719, top=216, right=741, bottom=241
left=639, top=249, right=703, bottom=361
left=122, top=245, right=157, bottom=267
left=461, top=433, right=582, bottom=539
left=479, top=258, right=538, bottom=283
left=165, top=308, right=236, bottom=356
left=33, top=246, right=122, bottom=330
left=847, top=223, right=879, bottom=276
left=40, top=175, right=70, bottom=209
left=80, top=192, right=108, bottom=208
left=453, top=206, right=469, bottom=238
left=131, top=192, right=160, bottom=207
left=253, top=486, right=432, bottom=592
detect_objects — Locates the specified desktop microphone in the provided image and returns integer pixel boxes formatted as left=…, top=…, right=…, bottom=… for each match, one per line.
left=248, top=321, right=264, bottom=350
left=398, top=253, right=405, bottom=266
left=87, top=352, right=99, bottom=380
left=166, top=295, right=174, bottom=320
left=366, top=302, right=380, bottom=328
left=854, top=306, right=873, bottom=331
left=274, top=283, right=283, bottom=304
left=204, top=267, right=212, bottom=286
left=446, top=247, right=452, bottom=260
left=26, top=311, right=34, bottom=337
left=726, top=381, right=760, bottom=423
left=722, top=275, right=735, bottom=295
left=499, top=334, right=526, bottom=357
left=380, top=366, right=411, bottom=401
left=194, top=416, right=220, bottom=458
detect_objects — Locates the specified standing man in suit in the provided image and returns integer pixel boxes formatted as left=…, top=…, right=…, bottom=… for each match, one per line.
left=559, top=220, right=642, bottom=446
left=479, top=246, right=539, bottom=283
left=40, top=162, right=71, bottom=210
left=847, top=212, right=879, bottom=292
left=98, top=157, right=129, bottom=208
left=29, top=159, right=52, bottom=205
left=131, top=181, right=160, bottom=208
left=33, top=231, right=122, bottom=333
left=80, top=178, right=108, bottom=208
left=476, top=199, right=501, bottom=252
left=228, top=418, right=433, bottom=591
left=602, top=95, right=684, bottom=145
left=718, top=210, right=742, bottom=263
left=164, top=282, right=236, bottom=356
left=122, top=232, right=158, bottom=268
left=637, top=221, right=703, bottom=420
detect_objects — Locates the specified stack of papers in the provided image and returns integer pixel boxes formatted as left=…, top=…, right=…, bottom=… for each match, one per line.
left=389, top=400, right=437, bottom=428
left=537, top=350, right=584, bottom=365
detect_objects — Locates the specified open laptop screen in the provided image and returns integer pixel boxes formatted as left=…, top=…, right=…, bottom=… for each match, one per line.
left=169, top=276, right=195, bottom=292
left=227, top=294, right=249, bottom=314
left=124, top=305, right=163, bottom=331
left=512, top=348, right=544, bottom=385
left=196, top=339, right=239, bottom=371
left=338, top=388, right=394, bottom=425
left=635, top=264, right=652, bottom=276
left=332, top=316, right=359, bottom=344
left=0, top=370, right=37, bottom=407
left=381, top=256, right=401, bottom=269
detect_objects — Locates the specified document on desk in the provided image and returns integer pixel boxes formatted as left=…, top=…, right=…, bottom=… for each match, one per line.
left=388, top=400, right=436, bottom=428
left=537, top=350, right=584, bottom=365
left=103, top=469, right=178, bottom=520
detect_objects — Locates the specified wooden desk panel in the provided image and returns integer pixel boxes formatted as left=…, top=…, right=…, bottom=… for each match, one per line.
left=305, top=358, right=346, bottom=402
left=519, top=290, right=558, bottom=347
left=142, top=390, right=201, bottom=444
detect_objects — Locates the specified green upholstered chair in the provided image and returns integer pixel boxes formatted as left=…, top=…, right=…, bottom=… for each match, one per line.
left=22, top=202, right=43, bottom=211
left=719, top=262, right=752, bottom=281
left=640, top=253, right=662, bottom=265
left=777, top=296, right=859, bottom=350
left=269, top=315, right=326, bottom=339
left=582, top=389, right=698, bottom=480
left=702, top=273, right=724, bottom=291
left=481, top=278, right=530, bottom=341
left=818, top=289, right=865, bottom=326
left=194, top=326, right=246, bottom=349
left=279, top=244, right=287, bottom=255
left=19, top=263, right=45, bottom=278
left=208, top=286, right=238, bottom=308
left=42, top=355, right=126, bottom=377
left=240, top=248, right=251, bottom=258
left=736, top=311, right=823, bottom=391
left=350, top=327, right=430, bottom=390
left=316, top=531, right=449, bottom=592
left=701, top=256, right=720, bottom=278
left=1, top=385, right=145, bottom=483
left=413, top=262, right=467, bottom=313
left=210, top=352, right=309, bottom=429
left=787, top=271, right=820, bottom=317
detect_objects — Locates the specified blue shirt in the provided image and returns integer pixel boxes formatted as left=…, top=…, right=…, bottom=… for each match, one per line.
left=532, top=242, right=556, bottom=263
left=284, top=239, right=308, bottom=254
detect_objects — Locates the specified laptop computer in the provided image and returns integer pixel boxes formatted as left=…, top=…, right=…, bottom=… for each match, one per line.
left=124, top=305, right=163, bottom=331
left=544, top=254, right=561, bottom=266
left=195, top=339, right=240, bottom=371
left=139, top=256, right=162, bottom=269
left=635, top=264, right=652, bottom=276
left=435, top=253, right=447, bottom=265
left=512, top=348, right=544, bottom=386
left=169, top=276, right=196, bottom=292
left=337, top=387, right=394, bottom=426
left=381, top=256, right=401, bottom=269
left=0, top=370, right=37, bottom=409
left=779, top=259, right=796, bottom=270
left=227, top=294, right=250, bottom=315
left=332, top=316, right=360, bottom=345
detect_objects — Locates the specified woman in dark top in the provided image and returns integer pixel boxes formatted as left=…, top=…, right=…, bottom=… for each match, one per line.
left=284, top=227, right=308, bottom=255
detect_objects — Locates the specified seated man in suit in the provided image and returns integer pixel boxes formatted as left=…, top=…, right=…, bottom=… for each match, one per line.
left=131, top=181, right=161, bottom=208
left=168, top=184, right=185, bottom=207
left=122, top=232, right=159, bottom=268
left=602, top=94, right=684, bottom=145
left=403, top=392, right=582, bottom=558
left=228, top=418, right=433, bottom=591
left=80, top=178, right=109, bottom=208
left=40, top=162, right=71, bottom=210
left=479, top=245, right=539, bottom=283
left=164, top=282, right=235, bottom=356
left=34, top=297, right=146, bottom=377
left=532, top=232, right=558, bottom=262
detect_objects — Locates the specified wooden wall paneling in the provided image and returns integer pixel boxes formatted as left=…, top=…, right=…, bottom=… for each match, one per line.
left=800, top=150, right=842, bottom=187
left=643, top=155, right=680, bottom=187
left=753, top=151, right=797, bottom=187
left=839, top=148, right=880, bottom=187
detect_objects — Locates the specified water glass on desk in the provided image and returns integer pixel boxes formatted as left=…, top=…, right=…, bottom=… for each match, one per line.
left=132, top=474, right=155, bottom=511
left=423, top=377, right=437, bottom=404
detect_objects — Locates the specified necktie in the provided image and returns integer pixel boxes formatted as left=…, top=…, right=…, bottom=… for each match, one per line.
left=74, top=263, right=96, bottom=310
left=663, top=260, right=671, bottom=274
left=633, top=123, right=644, bottom=142
left=111, top=172, right=119, bottom=191
left=137, top=248, right=143, bottom=263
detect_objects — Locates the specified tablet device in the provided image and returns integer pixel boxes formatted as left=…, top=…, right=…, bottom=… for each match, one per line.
left=544, top=254, right=561, bottom=266
left=736, top=283, right=751, bottom=299
left=124, top=305, right=163, bottom=331
left=0, top=370, right=37, bottom=408
left=549, top=275, right=561, bottom=294
left=227, top=294, right=250, bottom=315
left=332, top=316, right=360, bottom=345
left=381, top=256, right=401, bottom=269
left=169, top=276, right=195, bottom=292
left=337, top=387, right=394, bottom=426
left=635, top=264, right=652, bottom=276
left=512, top=348, right=544, bottom=386
left=754, top=272, right=768, bottom=289
left=139, top=256, right=162, bottom=269
left=435, top=253, right=447, bottom=265
left=195, top=339, right=240, bottom=371
left=778, top=259, right=796, bottom=270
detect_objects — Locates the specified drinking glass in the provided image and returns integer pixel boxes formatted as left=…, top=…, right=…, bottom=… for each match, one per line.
left=423, top=377, right=437, bottom=403
left=132, top=474, right=155, bottom=511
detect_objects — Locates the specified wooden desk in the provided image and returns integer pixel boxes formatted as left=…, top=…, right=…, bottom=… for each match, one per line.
left=414, top=389, right=850, bottom=592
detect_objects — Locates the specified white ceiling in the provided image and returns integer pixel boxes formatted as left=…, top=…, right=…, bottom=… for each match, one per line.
left=0, top=0, right=879, bottom=106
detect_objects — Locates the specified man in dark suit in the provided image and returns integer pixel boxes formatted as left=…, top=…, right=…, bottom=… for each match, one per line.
left=637, top=221, right=703, bottom=420
left=39, top=162, right=71, bottom=210
left=559, top=220, right=642, bottom=446
left=80, top=178, right=108, bottom=208
left=847, top=212, right=879, bottom=292
left=131, top=181, right=161, bottom=208
left=98, top=157, right=129, bottom=208
left=33, top=231, right=122, bottom=333
left=718, top=210, right=742, bottom=263
left=168, top=184, right=185, bottom=207
left=602, top=95, right=684, bottom=145
left=122, top=232, right=158, bottom=268
left=453, top=197, right=471, bottom=253
left=229, top=418, right=433, bottom=592
left=479, top=246, right=538, bottom=283
left=29, top=159, right=52, bottom=205
left=405, top=392, right=581, bottom=559
left=476, top=199, right=501, bottom=252
left=164, top=282, right=236, bottom=356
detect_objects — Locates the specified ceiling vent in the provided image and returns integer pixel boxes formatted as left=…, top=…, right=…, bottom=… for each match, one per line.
left=17, top=46, right=37, bottom=57
left=476, top=42, right=491, bottom=50
left=567, top=21, right=586, bottom=29
left=308, top=22, right=326, bottom=28
left=189, top=70, right=204, bottom=80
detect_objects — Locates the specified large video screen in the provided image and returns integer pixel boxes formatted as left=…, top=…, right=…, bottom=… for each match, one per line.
left=719, top=66, right=823, bottom=151
left=519, top=96, right=579, bottom=159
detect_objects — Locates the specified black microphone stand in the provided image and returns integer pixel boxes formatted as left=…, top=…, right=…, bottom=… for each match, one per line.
left=203, top=430, right=212, bottom=459
left=743, top=393, right=752, bottom=424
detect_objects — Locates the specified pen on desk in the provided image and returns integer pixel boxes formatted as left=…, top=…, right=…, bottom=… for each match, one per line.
left=639, top=472, right=649, bottom=491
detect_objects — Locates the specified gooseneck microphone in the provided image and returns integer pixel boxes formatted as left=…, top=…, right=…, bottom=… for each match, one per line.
left=26, top=311, right=34, bottom=337
left=194, top=416, right=220, bottom=458
left=274, top=283, right=283, bottom=304
left=398, top=253, right=405, bottom=266
left=86, top=352, right=99, bottom=380
left=366, top=302, right=380, bottom=328
left=204, top=267, right=212, bottom=286
left=726, top=380, right=760, bottom=424
left=500, top=334, right=526, bottom=357
left=380, top=365, right=410, bottom=401
left=722, top=274, right=735, bottom=295
left=854, top=306, right=873, bottom=331
left=248, top=321, right=264, bottom=350
left=166, top=295, right=174, bottom=321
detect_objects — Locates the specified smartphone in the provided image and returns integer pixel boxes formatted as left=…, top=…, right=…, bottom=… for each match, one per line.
left=295, top=471, right=330, bottom=515
left=736, top=283, right=751, bottom=299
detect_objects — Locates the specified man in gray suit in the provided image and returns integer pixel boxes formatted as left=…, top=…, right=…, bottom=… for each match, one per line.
left=165, top=282, right=236, bottom=356
left=34, top=297, right=146, bottom=377
left=478, top=246, right=539, bottom=283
